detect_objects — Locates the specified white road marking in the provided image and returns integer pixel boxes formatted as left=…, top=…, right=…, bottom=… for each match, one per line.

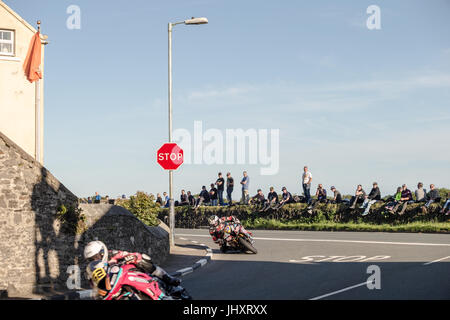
left=309, top=281, right=371, bottom=300
left=196, top=259, right=208, bottom=266
left=289, top=255, right=391, bottom=263
left=423, top=256, right=450, bottom=265
left=176, top=234, right=450, bottom=247
left=177, top=267, right=193, bottom=276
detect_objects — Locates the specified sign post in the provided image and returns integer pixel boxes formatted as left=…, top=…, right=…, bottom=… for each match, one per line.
left=157, top=143, right=184, bottom=246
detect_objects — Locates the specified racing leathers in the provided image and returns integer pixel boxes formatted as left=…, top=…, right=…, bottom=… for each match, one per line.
left=107, top=250, right=180, bottom=286
left=209, top=216, right=253, bottom=252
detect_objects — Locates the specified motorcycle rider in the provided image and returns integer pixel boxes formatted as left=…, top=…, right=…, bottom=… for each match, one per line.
left=208, top=215, right=253, bottom=253
left=83, top=240, right=180, bottom=287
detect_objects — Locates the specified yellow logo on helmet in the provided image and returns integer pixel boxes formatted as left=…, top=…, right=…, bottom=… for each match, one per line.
left=225, top=225, right=231, bottom=233
left=92, top=267, right=107, bottom=284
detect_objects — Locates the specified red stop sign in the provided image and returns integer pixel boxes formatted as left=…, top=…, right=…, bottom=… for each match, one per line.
left=157, top=143, right=184, bottom=170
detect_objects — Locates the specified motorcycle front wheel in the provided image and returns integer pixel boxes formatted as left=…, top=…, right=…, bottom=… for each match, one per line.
left=238, top=237, right=258, bottom=254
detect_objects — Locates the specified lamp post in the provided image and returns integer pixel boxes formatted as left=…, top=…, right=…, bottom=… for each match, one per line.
left=168, top=17, right=208, bottom=246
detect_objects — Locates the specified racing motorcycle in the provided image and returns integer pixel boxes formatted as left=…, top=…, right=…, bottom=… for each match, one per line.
left=90, top=262, right=192, bottom=300
left=222, top=223, right=258, bottom=254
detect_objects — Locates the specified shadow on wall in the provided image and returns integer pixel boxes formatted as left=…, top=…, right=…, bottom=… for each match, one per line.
left=30, top=167, right=169, bottom=294
left=31, top=166, right=79, bottom=294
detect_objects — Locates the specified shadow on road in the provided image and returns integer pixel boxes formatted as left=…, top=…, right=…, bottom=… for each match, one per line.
left=181, top=258, right=450, bottom=300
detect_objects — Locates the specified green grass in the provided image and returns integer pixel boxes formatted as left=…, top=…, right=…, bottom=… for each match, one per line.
left=243, top=218, right=450, bottom=234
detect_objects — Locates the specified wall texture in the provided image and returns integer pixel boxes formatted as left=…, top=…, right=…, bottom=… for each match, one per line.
left=0, top=131, right=169, bottom=297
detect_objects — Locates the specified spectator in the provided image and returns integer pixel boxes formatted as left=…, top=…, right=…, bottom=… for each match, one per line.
left=194, top=186, right=211, bottom=210
left=250, top=189, right=266, bottom=206
left=315, top=184, right=327, bottom=202
left=226, top=172, right=234, bottom=205
left=94, top=192, right=101, bottom=204
left=302, top=166, right=313, bottom=204
left=187, top=191, right=195, bottom=206
left=350, top=185, right=366, bottom=209
left=424, top=184, right=440, bottom=210
left=330, top=186, right=342, bottom=204
left=87, top=196, right=93, bottom=204
left=440, top=192, right=450, bottom=215
left=275, top=187, right=294, bottom=210
left=180, top=190, right=189, bottom=206
left=360, top=182, right=381, bottom=216
left=391, top=184, right=412, bottom=215
left=155, top=193, right=163, bottom=206
left=262, top=187, right=279, bottom=211
left=216, top=172, right=225, bottom=206
left=121, top=194, right=126, bottom=199
left=414, top=182, right=427, bottom=202
left=209, top=183, right=218, bottom=206
left=386, top=187, right=402, bottom=211
left=163, top=192, right=170, bottom=208
left=240, top=171, right=250, bottom=204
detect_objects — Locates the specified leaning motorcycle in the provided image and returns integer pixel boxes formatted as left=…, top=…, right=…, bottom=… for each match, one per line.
left=223, top=223, right=257, bottom=254
left=89, top=262, right=192, bottom=300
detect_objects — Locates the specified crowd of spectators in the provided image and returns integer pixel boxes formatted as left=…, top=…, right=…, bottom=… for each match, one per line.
left=85, top=167, right=450, bottom=217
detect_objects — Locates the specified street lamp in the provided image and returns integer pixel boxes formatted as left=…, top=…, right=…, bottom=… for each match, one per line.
left=168, top=17, right=208, bottom=246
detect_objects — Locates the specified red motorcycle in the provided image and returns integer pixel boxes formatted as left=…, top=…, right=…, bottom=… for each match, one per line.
left=91, top=262, right=192, bottom=300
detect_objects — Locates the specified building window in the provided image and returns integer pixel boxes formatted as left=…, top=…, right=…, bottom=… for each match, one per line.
left=0, top=29, right=15, bottom=56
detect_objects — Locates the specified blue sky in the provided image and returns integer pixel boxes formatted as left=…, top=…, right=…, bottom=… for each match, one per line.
left=5, top=0, right=450, bottom=198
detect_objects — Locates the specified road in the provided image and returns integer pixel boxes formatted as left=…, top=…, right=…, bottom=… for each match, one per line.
left=175, top=228, right=450, bottom=300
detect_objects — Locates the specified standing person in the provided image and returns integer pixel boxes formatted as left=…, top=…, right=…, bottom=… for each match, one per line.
left=350, top=185, right=366, bottom=209
left=360, top=182, right=381, bottom=216
left=209, top=183, right=218, bottom=206
left=240, top=171, right=250, bottom=205
left=187, top=191, right=195, bottom=206
left=226, top=172, right=234, bottom=205
left=302, top=166, right=313, bottom=205
left=262, top=187, right=279, bottom=211
left=415, top=182, right=427, bottom=202
left=330, top=186, right=342, bottom=204
left=216, top=172, right=225, bottom=206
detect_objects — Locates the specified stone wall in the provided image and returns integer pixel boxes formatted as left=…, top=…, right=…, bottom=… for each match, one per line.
left=0, top=131, right=169, bottom=297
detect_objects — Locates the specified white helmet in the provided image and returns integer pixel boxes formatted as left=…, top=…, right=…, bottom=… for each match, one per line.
left=208, top=215, right=220, bottom=227
left=84, top=241, right=108, bottom=263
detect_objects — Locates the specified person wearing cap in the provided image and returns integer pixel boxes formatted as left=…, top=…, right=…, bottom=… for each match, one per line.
left=330, top=186, right=342, bottom=204
left=360, top=182, right=381, bottom=216
left=275, top=187, right=294, bottom=210
left=261, top=187, right=279, bottom=211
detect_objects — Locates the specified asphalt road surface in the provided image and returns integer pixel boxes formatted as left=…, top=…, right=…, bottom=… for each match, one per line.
left=175, top=228, right=450, bottom=300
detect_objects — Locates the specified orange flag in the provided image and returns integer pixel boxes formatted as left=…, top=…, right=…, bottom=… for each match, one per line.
left=23, top=31, right=42, bottom=83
